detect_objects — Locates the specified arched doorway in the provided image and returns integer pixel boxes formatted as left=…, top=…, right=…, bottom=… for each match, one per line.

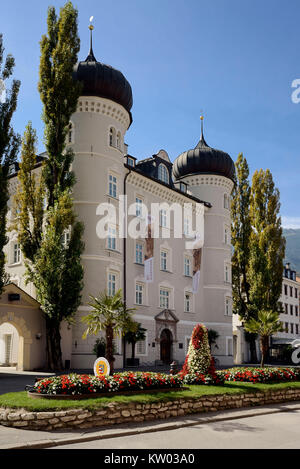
left=0, top=322, right=21, bottom=368
left=160, top=329, right=173, bottom=364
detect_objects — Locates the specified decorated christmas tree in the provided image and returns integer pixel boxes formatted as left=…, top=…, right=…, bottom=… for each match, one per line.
left=180, top=324, right=224, bottom=385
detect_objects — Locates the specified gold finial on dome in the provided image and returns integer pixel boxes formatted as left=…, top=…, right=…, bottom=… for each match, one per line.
left=200, top=113, right=204, bottom=138
left=89, top=16, right=94, bottom=30
left=86, top=16, right=96, bottom=61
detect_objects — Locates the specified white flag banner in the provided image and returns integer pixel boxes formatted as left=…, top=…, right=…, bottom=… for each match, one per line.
left=144, top=257, right=154, bottom=283
left=144, top=214, right=154, bottom=283
left=192, top=248, right=202, bottom=294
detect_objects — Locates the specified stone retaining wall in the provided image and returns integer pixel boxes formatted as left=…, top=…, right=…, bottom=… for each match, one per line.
left=1, top=388, right=300, bottom=431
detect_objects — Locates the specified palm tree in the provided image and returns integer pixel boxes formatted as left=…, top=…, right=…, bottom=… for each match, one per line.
left=244, top=310, right=283, bottom=367
left=81, top=289, right=135, bottom=374
left=124, top=322, right=147, bottom=366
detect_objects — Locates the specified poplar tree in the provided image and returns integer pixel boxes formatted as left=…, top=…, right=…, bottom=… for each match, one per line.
left=231, top=153, right=258, bottom=362
left=248, top=169, right=285, bottom=316
left=0, top=34, right=20, bottom=295
left=13, top=3, right=84, bottom=370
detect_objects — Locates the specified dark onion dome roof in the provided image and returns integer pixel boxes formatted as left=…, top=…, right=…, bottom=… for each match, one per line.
left=72, top=43, right=133, bottom=119
left=173, top=133, right=235, bottom=182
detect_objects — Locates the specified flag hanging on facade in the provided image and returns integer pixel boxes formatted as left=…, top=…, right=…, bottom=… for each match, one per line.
left=144, top=215, right=154, bottom=283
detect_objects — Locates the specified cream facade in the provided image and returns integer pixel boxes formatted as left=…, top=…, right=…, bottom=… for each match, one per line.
left=1, top=40, right=235, bottom=370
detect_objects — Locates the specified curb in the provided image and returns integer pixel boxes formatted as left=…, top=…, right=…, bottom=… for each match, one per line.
left=3, top=402, right=300, bottom=449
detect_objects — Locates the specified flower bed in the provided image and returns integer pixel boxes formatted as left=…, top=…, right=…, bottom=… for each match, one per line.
left=31, top=372, right=183, bottom=397
left=221, top=367, right=300, bottom=384
left=181, top=370, right=225, bottom=386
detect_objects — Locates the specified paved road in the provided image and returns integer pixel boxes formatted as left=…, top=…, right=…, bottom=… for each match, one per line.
left=53, top=406, right=300, bottom=449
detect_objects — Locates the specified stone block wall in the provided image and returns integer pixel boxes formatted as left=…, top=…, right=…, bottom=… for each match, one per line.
left=1, top=388, right=300, bottom=431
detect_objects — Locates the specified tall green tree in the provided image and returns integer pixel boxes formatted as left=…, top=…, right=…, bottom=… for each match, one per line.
left=39, top=1, right=81, bottom=209
left=13, top=122, right=84, bottom=370
left=248, top=169, right=285, bottom=317
left=81, top=290, right=136, bottom=375
left=231, top=153, right=257, bottom=362
left=12, top=2, right=84, bottom=370
left=36, top=1, right=84, bottom=370
left=0, top=34, right=20, bottom=295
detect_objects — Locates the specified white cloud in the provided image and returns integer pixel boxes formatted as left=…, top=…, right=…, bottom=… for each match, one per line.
left=281, top=216, right=300, bottom=229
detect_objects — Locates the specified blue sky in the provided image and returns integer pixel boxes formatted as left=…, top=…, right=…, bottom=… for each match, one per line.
left=1, top=0, right=300, bottom=227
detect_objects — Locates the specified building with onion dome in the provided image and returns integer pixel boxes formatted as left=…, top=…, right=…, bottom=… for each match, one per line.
left=1, top=29, right=236, bottom=371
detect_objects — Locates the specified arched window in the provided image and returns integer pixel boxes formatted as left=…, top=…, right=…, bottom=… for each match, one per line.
left=158, top=164, right=169, bottom=184
left=116, top=131, right=122, bottom=150
left=109, top=127, right=116, bottom=147
left=224, top=194, right=229, bottom=209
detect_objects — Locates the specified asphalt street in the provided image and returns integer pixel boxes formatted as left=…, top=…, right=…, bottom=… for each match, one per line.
left=52, top=405, right=300, bottom=450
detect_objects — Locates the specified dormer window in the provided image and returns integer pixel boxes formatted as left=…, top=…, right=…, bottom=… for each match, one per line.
left=127, top=157, right=135, bottom=167
left=180, top=182, right=187, bottom=193
left=158, top=164, right=169, bottom=184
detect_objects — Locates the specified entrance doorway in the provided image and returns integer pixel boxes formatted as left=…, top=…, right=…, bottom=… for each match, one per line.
left=0, top=323, right=19, bottom=366
left=160, top=329, right=173, bottom=364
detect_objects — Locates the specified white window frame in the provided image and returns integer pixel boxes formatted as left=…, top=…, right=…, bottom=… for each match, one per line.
left=13, top=242, right=21, bottom=265
left=109, top=127, right=116, bottom=147
left=135, top=282, right=144, bottom=305
left=108, top=173, right=117, bottom=199
left=135, top=241, right=144, bottom=265
left=159, top=209, right=167, bottom=228
left=159, top=287, right=170, bottom=309
left=225, top=296, right=232, bottom=316
left=184, top=290, right=193, bottom=313
left=135, top=197, right=143, bottom=218
left=224, top=262, right=231, bottom=284
left=107, top=271, right=118, bottom=297
left=184, top=255, right=192, bottom=277
left=107, top=225, right=117, bottom=251
left=135, top=331, right=148, bottom=357
left=158, top=164, right=169, bottom=184
left=160, top=249, right=168, bottom=271
left=226, top=336, right=233, bottom=356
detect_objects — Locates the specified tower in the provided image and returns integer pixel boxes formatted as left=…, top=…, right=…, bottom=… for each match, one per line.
left=69, top=25, right=133, bottom=368
left=173, top=119, right=235, bottom=365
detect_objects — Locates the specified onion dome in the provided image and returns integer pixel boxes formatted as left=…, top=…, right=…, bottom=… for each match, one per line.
left=173, top=120, right=235, bottom=181
left=72, top=24, right=133, bottom=118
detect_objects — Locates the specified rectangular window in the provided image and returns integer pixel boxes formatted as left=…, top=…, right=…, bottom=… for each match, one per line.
left=160, top=250, right=167, bottom=271
left=108, top=273, right=116, bottom=297
left=224, top=225, right=230, bottom=244
left=159, top=209, right=167, bottom=228
left=184, top=292, right=192, bottom=312
left=135, top=242, right=143, bottom=264
left=290, top=286, right=293, bottom=297
left=296, top=324, right=299, bottom=335
left=296, top=306, right=298, bottom=317
left=225, top=264, right=231, bottom=283
left=290, top=305, right=293, bottom=316
left=285, top=304, right=288, bottom=314
left=135, top=283, right=143, bottom=305
left=295, top=288, right=298, bottom=299
left=225, top=297, right=232, bottom=316
left=13, top=243, right=21, bottom=264
left=136, top=336, right=147, bottom=356
left=160, top=288, right=169, bottom=309
left=109, top=174, right=117, bottom=198
left=184, top=257, right=191, bottom=277
left=135, top=197, right=143, bottom=218
left=285, top=322, right=289, bottom=333
left=107, top=226, right=116, bottom=250
left=291, top=323, right=294, bottom=334
left=284, top=285, right=288, bottom=296
left=183, top=217, right=190, bottom=236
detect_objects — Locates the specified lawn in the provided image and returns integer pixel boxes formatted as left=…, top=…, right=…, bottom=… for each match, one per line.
left=1, top=380, right=300, bottom=412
